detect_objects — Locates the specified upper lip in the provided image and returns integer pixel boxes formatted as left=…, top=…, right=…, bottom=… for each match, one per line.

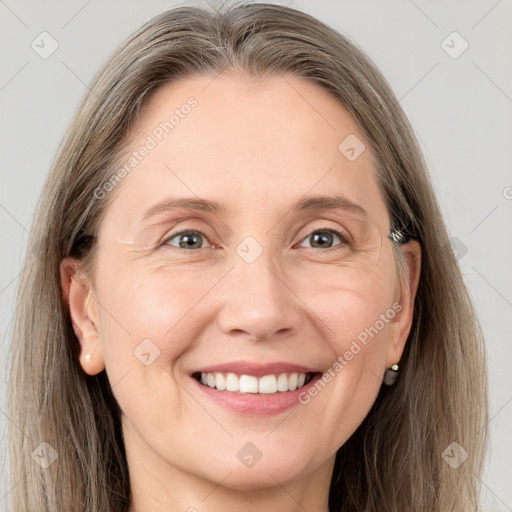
left=192, top=360, right=321, bottom=378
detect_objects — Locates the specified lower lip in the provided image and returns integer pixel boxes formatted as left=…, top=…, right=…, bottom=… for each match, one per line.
left=190, top=374, right=322, bottom=415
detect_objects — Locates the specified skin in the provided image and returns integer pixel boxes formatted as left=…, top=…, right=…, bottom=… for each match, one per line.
left=60, top=71, right=421, bottom=512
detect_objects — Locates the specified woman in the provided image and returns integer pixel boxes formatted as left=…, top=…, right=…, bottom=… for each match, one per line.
left=8, top=2, right=488, bottom=511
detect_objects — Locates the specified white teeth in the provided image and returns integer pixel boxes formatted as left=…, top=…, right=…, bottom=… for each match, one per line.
left=225, top=372, right=239, bottom=392
left=215, top=373, right=226, bottom=391
left=276, top=373, right=289, bottom=392
left=198, top=371, right=311, bottom=393
left=288, top=373, right=298, bottom=391
left=239, top=375, right=259, bottom=393
left=258, top=375, right=277, bottom=394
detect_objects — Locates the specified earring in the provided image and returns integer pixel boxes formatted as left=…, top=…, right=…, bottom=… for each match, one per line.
left=85, top=353, right=92, bottom=362
left=383, top=363, right=399, bottom=386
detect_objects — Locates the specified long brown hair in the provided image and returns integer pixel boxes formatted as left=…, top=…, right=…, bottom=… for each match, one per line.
left=8, top=2, right=488, bottom=510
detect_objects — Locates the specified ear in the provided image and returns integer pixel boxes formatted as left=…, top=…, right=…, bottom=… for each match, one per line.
left=386, top=240, right=421, bottom=367
left=60, top=257, right=105, bottom=375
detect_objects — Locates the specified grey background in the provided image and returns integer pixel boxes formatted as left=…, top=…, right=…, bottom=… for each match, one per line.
left=1, top=0, right=511, bottom=510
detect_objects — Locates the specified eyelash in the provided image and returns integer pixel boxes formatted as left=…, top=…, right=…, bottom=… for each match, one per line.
left=159, top=227, right=349, bottom=252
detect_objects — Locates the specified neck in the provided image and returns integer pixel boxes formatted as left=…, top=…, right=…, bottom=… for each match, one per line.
left=124, top=420, right=334, bottom=512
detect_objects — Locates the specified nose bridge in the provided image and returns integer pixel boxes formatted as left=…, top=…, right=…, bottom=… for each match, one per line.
left=216, top=239, right=302, bottom=340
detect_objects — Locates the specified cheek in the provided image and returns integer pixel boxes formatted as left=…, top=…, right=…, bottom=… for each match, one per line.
left=292, top=262, right=397, bottom=450
left=94, top=259, right=228, bottom=387
left=93, top=266, right=217, bottom=436
left=296, top=260, right=397, bottom=350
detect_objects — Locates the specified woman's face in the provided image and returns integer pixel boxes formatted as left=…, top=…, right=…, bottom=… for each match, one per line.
left=63, top=72, right=419, bottom=500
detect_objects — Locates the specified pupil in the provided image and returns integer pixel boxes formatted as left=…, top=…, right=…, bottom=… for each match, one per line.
left=179, top=234, right=201, bottom=249
left=312, top=231, right=332, bottom=248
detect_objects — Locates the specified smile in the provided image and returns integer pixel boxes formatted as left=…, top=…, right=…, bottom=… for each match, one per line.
left=189, top=361, right=323, bottom=415
left=194, top=371, right=315, bottom=394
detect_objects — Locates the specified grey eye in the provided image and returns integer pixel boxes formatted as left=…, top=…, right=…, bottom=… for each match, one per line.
left=297, top=229, right=346, bottom=249
left=163, top=230, right=208, bottom=250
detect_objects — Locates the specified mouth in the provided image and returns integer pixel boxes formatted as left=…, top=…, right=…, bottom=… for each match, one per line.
left=192, top=371, right=319, bottom=394
left=188, top=362, right=324, bottom=415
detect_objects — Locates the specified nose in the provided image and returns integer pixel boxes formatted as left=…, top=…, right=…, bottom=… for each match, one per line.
left=215, top=250, right=304, bottom=342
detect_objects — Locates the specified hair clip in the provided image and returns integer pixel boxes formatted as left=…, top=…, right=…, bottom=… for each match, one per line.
left=388, top=230, right=411, bottom=244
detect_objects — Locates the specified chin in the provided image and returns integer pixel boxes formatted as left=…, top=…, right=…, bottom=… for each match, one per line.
left=196, top=452, right=316, bottom=492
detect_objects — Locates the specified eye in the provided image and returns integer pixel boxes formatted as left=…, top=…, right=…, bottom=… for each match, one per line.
left=159, top=227, right=349, bottom=252
left=161, top=229, right=213, bottom=251
left=296, top=228, right=348, bottom=250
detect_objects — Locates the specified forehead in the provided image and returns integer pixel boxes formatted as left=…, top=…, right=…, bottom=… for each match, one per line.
left=99, top=71, right=389, bottom=236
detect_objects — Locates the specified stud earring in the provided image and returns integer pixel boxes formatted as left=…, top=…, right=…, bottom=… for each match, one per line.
left=383, top=363, right=399, bottom=386
left=85, top=353, right=92, bottom=362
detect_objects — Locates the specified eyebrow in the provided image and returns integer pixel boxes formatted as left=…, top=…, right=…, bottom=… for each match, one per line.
left=142, top=197, right=234, bottom=222
left=291, top=194, right=368, bottom=218
left=141, top=194, right=368, bottom=223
